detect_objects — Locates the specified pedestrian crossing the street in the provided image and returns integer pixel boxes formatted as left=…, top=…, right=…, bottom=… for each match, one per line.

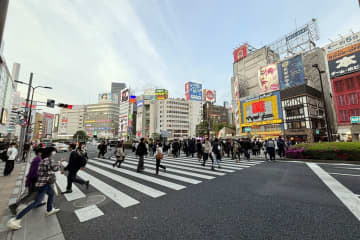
left=56, top=154, right=264, bottom=223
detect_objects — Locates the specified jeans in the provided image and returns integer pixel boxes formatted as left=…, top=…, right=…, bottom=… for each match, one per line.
left=137, top=155, right=144, bottom=172
left=155, top=158, right=166, bottom=174
left=16, top=184, right=54, bottom=219
left=234, top=152, right=241, bottom=161
left=4, top=160, right=14, bottom=176
left=66, top=170, right=86, bottom=191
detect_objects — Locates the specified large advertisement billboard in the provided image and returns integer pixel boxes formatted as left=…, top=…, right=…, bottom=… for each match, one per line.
left=121, top=89, right=129, bottom=102
left=325, top=32, right=360, bottom=53
left=328, top=47, right=360, bottom=79
left=278, top=55, right=305, bottom=89
left=203, top=89, right=216, bottom=103
left=98, top=93, right=112, bottom=102
left=233, top=44, right=248, bottom=63
left=185, top=82, right=202, bottom=101
left=240, top=91, right=283, bottom=127
left=258, top=64, right=279, bottom=93
left=155, top=89, right=168, bottom=100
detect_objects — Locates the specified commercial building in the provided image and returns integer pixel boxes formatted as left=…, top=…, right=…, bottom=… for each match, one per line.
left=58, top=105, right=86, bottom=140
left=188, top=100, right=202, bottom=137
left=203, top=102, right=229, bottom=125
left=42, top=112, right=54, bottom=139
left=32, top=113, right=43, bottom=141
left=324, top=32, right=360, bottom=141
left=111, top=82, right=126, bottom=103
left=85, top=103, right=119, bottom=139
left=119, top=88, right=136, bottom=140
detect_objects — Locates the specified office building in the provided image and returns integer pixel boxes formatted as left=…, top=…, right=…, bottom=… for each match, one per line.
left=58, top=105, right=86, bottom=140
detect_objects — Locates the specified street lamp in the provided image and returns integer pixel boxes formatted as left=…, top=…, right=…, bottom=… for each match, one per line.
left=312, top=64, right=331, bottom=142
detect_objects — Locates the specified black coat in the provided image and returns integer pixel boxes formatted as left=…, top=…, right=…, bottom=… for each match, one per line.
left=64, top=150, right=82, bottom=172
left=136, top=142, right=147, bottom=156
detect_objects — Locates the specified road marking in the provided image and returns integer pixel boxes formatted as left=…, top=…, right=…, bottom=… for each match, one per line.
left=163, top=156, right=256, bottom=168
left=55, top=172, right=86, bottom=201
left=88, top=159, right=185, bottom=190
left=124, top=156, right=217, bottom=179
left=85, top=164, right=165, bottom=198
left=168, top=158, right=243, bottom=170
left=335, top=167, right=360, bottom=171
left=74, top=205, right=104, bottom=222
left=330, top=172, right=360, bottom=177
left=77, top=169, right=140, bottom=208
left=307, top=163, right=360, bottom=222
left=95, top=158, right=201, bottom=184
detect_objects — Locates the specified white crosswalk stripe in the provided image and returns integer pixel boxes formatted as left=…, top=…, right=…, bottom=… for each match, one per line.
left=57, top=154, right=263, bottom=223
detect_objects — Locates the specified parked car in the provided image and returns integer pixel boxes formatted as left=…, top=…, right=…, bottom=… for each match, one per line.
left=54, top=142, right=69, bottom=152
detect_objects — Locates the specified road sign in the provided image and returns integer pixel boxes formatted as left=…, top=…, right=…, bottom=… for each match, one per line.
left=351, top=116, right=360, bottom=124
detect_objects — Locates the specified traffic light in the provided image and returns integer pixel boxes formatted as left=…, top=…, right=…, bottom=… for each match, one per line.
left=58, top=103, right=73, bottom=109
left=47, top=99, right=55, bottom=108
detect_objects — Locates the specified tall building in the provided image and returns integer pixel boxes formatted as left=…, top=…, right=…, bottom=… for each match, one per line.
left=203, top=102, right=229, bottom=125
left=111, top=82, right=126, bottom=104
left=85, top=103, right=119, bottom=139
left=42, top=113, right=54, bottom=139
left=58, top=105, right=86, bottom=140
left=119, top=88, right=136, bottom=140
left=0, top=0, right=9, bottom=50
left=188, top=100, right=202, bottom=137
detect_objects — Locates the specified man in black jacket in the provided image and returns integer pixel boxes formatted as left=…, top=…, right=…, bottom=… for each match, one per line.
left=136, top=138, right=147, bottom=173
left=62, top=144, right=89, bottom=194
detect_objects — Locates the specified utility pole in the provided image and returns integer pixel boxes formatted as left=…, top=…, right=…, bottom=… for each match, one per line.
left=18, top=72, right=33, bottom=161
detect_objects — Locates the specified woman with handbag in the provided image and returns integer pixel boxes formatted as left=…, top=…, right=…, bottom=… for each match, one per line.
left=113, top=141, right=124, bottom=168
left=155, top=142, right=166, bottom=175
left=7, top=147, right=61, bottom=230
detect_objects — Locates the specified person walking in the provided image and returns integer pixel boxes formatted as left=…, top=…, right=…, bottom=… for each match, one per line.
left=267, top=138, right=276, bottom=161
left=4, top=143, right=18, bottom=176
left=189, top=139, right=196, bottom=158
left=113, top=141, right=125, bottom=168
left=62, top=144, right=89, bottom=194
left=196, top=140, right=203, bottom=162
left=155, top=142, right=166, bottom=174
left=277, top=136, right=286, bottom=159
left=8, top=148, right=45, bottom=215
left=233, top=140, right=241, bottom=163
left=211, top=139, right=222, bottom=171
left=22, top=142, right=30, bottom=162
left=172, top=140, right=179, bottom=158
left=202, top=138, right=213, bottom=167
left=97, top=141, right=107, bottom=159
left=7, top=147, right=60, bottom=230
left=136, top=138, right=147, bottom=173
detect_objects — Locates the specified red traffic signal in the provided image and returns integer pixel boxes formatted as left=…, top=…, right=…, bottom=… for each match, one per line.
left=58, top=103, right=73, bottom=109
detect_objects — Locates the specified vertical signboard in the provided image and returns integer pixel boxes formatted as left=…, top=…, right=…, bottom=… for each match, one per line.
left=258, top=64, right=279, bottom=93
left=278, top=55, right=305, bottom=89
left=185, top=82, right=202, bottom=101
left=121, top=88, right=129, bottom=102
left=233, top=44, right=248, bottom=63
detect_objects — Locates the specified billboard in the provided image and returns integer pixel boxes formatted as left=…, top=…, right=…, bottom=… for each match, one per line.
left=137, top=100, right=144, bottom=108
left=278, top=55, right=305, bottom=89
left=185, top=82, right=202, bottom=101
left=203, top=89, right=216, bottom=103
left=240, top=91, right=283, bottom=127
left=98, top=93, right=112, bottom=102
left=155, top=89, right=168, bottom=100
left=233, top=44, right=248, bottom=63
left=328, top=51, right=360, bottom=79
left=258, top=64, right=279, bottom=93
left=129, top=95, right=136, bottom=103
left=325, top=32, right=360, bottom=53
left=121, top=88, right=129, bottom=102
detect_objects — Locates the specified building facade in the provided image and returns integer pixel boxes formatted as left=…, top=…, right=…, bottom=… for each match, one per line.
left=85, top=103, right=119, bottom=139
left=188, top=100, right=202, bottom=137
left=58, top=105, right=86, bottom=140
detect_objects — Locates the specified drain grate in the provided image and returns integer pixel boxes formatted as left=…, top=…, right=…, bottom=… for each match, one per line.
left=73, top=195, right=106, bottom=208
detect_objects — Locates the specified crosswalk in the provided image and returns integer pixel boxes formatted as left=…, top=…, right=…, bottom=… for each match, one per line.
left=56, top=154, right=264, bottom=223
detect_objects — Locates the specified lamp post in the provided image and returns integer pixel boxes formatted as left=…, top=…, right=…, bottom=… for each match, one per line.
left=15, top=79, right=52, bottom=161
left=312, top=64, right=331, bottom=142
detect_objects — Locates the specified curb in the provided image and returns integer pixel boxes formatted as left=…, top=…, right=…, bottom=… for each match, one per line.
left=281, top=158, right=360, bottom=164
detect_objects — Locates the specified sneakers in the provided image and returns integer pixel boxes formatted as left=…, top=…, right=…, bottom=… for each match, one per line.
left=62, top=190, right=72, bottom=194
left=45, top=208, right=60, bottom=217
left=8, top=203, right=18, bottom=215
left=7, top=217, right=22, bottom=230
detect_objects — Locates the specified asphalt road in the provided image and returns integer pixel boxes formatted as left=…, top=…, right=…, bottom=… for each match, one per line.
left=52, top=145, right=360, bottom=240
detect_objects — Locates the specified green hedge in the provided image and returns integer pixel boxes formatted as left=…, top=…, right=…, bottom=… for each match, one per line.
left=286, top=142, right=360, bottom=161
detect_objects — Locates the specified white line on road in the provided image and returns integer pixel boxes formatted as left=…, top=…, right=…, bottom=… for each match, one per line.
left=88, top=159, right=185, bottom=190
left=166, top=157, right=243, bottom=170
left=55, top=172, right=86, bottom=201
left=330, top=172, right=360, bottom=177
left=85, top=164, right=166, bottom=198
left=74, top=205, right=104, bottom=222
left=307, top=163, right=360, bottom=222
left=77, top=169, right=140, bottom=208
left=335, top=167, right=360, bottom=171
left=94, top=158, right=201, bottom=184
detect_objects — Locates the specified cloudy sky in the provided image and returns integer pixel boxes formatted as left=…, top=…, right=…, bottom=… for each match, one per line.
left=3, top=0, right=360, bottom=113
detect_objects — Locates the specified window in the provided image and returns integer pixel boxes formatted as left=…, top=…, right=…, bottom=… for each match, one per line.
left=334, top=80, right=344, bottom=93
left=339, top=110, right=349, bottom=122
left=337, top=95, right=348, bottom=106
left=349, top=93, right=359, bottom=105
left=345, top=77, right=355, bottom=90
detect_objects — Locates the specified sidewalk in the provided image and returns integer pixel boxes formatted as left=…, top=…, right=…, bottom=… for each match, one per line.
left=0, top=158, right=65, bottom=240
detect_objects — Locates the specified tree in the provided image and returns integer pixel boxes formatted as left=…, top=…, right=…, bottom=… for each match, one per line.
left=73, top=130, right=88, bottom=142
left=196, top=120, right=209, bottom=137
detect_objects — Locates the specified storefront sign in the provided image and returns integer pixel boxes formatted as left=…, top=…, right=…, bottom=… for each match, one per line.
left=328, top=51, right=360, bottom=79
left=351, top=116, right=360, bottom=124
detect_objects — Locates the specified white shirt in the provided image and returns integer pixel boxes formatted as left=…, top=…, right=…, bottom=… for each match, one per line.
left=7, top=147, right=18, bottom=161
left=155, top=147, right=163, bottom=155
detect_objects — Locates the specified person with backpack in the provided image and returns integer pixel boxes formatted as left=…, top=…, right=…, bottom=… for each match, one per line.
left=61, top=144, right=89, bottom=194
left=211, top=138, right=222, bottom=171
left=136, top=138, right=147, bottom=173
left=7, top=147, right=60, bottom=230
left=155, top=142, right=166, bottom=175
left=8, top=148, right=45, bottom=215
left=113, top=141, right=125, bottom=168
